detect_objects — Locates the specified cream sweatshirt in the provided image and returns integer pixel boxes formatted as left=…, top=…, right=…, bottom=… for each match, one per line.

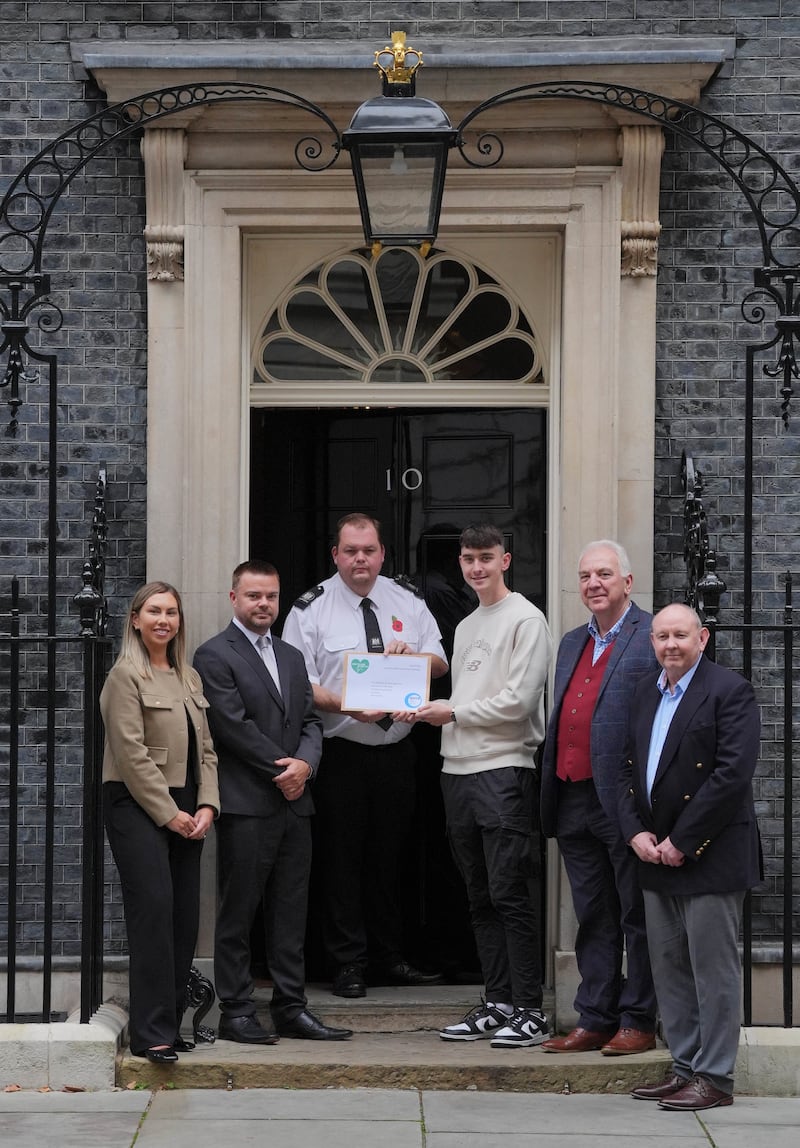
left=441, top=591, right=552, bottom=775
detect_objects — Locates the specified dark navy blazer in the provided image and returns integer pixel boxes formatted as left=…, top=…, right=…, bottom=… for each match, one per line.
left=618, top=655, right=761, bottom=895
left=540, top=602, right=658, bottom=837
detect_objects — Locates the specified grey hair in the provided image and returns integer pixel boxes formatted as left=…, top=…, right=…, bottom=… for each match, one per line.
left=578, top=540, right=632, bottom=577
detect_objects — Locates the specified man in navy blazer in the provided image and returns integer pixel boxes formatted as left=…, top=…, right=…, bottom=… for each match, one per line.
left=194, top=560, right=351, bottom=1044
left=620, top=603, right=761, bottom=1111
left=540, top=541, right=658, bottom=1054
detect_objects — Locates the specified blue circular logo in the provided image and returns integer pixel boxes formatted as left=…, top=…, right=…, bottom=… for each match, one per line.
left=404, top=692, right=422, bottom=708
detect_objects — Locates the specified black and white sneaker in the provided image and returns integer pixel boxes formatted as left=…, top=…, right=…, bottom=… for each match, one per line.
left=439, top=1001, right=512, bottom=1042
left=490, top=1007, right=550, bottom=1048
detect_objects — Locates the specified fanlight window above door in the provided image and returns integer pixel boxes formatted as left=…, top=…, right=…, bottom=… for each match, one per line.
left=253, top=247, right=545, bottom=400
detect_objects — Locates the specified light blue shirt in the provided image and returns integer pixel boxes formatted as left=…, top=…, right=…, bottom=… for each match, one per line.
left=645, top=656, right=703, bottom=802
left=587, top=602, right=631, bottom=666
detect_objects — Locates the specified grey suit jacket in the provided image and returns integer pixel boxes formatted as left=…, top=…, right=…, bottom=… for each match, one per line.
left=193, top=622, right=322, bottom=818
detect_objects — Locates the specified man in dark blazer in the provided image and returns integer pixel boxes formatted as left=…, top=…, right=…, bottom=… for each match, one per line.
left=540, top=541, right=658, bottom=1054
left=620, top=603, right=761, bottom=1111
left=194, top=560, right=351, bottom=1043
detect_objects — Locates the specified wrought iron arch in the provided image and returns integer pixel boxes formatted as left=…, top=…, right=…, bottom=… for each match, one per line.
left=2, top=74, right=799, bottom=625
left=455, top=80, right=800, bottom=273
left=454, top=79, right=800, bottom=431
left=3, top=77, right=799, bottom=428
left=0, top=80, right=342, bottom=277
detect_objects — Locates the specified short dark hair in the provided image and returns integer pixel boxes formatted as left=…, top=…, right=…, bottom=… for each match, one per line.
left=335, top=513, right=383, bottom=545
left=232, top=559, right=279, bottom=588
left=459, top=523, right=506, bottom=551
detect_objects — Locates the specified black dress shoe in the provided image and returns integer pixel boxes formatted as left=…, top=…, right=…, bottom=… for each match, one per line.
left=332, top=964, right=366, bottom=998
left=217, top=1014, right=280, bottom=1045
left=142, top=1047, right=179, bottom=1064
left=173, top=1035, right=195, bottom=1052
left=378, top=960, right=444, bottom=986
left=276, top=1009, right=353, bottom=1041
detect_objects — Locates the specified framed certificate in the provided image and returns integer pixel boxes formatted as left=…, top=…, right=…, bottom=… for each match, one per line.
left=341, top=652, right=432, bottom=712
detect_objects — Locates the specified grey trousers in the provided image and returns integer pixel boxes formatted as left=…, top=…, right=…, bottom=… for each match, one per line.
left=643, top=888, right=745, bottom=1093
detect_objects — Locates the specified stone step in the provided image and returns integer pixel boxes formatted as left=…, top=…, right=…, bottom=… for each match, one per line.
left=264, top=982, right=487, bottom=1034
left=118, top=1031, right=671, bottom=1092
left=117, top=983, right=672, bottom=1092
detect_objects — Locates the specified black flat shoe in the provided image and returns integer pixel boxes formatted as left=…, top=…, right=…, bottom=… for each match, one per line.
left=173, top=1036, right=195, bottom=1051
left=143, top=1047, right=179, bottom=1064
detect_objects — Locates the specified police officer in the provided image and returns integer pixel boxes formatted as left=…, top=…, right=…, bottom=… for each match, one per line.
left=282, top=512, right=448, bottom=998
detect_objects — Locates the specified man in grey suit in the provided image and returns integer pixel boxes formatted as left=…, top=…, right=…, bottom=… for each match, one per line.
left=194, top=560, right=351, bottom=1044
left=621, top=603, right=761, bottom=1110
left=540, top=541, right=658, bottom=1054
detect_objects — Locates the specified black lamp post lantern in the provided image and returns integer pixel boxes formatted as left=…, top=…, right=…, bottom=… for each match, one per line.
left=342, top=32, right=457, bottom=255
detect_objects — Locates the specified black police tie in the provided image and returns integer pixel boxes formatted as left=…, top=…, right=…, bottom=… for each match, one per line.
left=360, top=597, right=384, bottom=652
left=360, top=598, right=393, bottom=730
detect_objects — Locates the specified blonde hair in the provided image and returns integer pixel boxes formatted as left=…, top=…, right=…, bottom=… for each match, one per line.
left=115, top=581, right=198, bottom=690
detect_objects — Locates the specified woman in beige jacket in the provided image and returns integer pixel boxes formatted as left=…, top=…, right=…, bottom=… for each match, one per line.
left=101, top=581, right=219, bottom=1063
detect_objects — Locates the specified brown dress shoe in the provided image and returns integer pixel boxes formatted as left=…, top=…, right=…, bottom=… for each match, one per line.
left=600, top=1027, right=656, bottom=1056
left=631, top=1073, right=689, bottom=1101
left=658, top=1075, right=734, bottom=1111
left=541, top=1026, right=609, bottom=1053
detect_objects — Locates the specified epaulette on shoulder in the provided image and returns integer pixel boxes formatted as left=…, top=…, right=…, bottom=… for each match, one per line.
left=292, top=584, right=325, bottom=610
left=393, top=573, right=423, bottom=598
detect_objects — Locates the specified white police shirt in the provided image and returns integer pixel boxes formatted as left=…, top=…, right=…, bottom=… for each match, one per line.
left=281, top=572, right=446, bottom=746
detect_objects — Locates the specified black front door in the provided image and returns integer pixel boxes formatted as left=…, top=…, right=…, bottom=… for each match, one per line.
left=250, top=406, right=547, bottom=980
left=250, top=407, right=546, bottom=610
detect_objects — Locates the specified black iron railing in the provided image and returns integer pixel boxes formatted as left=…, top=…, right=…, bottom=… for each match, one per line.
left=683, top=454, right=798, bottom=1028
left=1, top=469, right=110, bottom=1024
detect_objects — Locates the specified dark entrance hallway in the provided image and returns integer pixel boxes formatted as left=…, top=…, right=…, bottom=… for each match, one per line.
left=249, top=406, right=547, bottom=982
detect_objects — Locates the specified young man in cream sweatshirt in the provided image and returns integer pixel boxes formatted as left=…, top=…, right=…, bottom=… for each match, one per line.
left=400, top=524, right=553, bottom=1047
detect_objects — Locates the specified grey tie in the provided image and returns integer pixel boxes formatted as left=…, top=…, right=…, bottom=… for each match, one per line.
left=360, top=598, right=392, bottom=730
left=256, top=633, right=282, bottom=695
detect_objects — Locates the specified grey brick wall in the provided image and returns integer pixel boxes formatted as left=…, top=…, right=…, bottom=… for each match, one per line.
left=1, top=3, right=797, bottom=958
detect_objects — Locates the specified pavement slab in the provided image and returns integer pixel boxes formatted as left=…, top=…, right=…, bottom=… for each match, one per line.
left=0, top=1088, right=150, bottom=1148
left=0, top=1084, right=798, bottom=1148
left=148, top=1085, right=422, bottom=1120
left=695, top=1098, right=800, bottom=1148
left=421, top=1091, right=708, bottom=1136
left=137, top=1085, right=426, bottom=1148
left=135, top=1116, right=424, bottom=1148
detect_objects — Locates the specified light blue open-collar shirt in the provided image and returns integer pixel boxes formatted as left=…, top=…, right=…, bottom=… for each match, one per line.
left=587, top=602, right=631, bottom=665
left=645, top=655, right=703, bottom=802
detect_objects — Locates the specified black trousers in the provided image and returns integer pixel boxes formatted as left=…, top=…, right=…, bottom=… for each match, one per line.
left=441, top=767, right=543, bottom=1009
left=104, top=781, right=203, bottom=1055
left=214, top=807, right=311, bottom=1022
left=312, top=735, right=416, bottom=970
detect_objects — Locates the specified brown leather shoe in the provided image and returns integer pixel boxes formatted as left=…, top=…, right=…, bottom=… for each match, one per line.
left=658, top=1075, right=734, bottom=1111
left=541, top=1026, right=609, bottom=1053
left=631, top=1074, right=689, bottom=1101
left=600, top=1027, right=657, bottom=1056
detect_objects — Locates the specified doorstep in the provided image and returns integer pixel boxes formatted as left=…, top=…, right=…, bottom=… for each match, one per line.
left=117, top=983, right=673, bottom=1092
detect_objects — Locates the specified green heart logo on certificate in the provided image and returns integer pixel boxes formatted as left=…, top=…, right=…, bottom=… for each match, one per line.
left=351, top=658, right=369, bottom=674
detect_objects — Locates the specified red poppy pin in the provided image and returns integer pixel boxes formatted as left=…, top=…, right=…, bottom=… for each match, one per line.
left=392, top=615, right=403, bottom=632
